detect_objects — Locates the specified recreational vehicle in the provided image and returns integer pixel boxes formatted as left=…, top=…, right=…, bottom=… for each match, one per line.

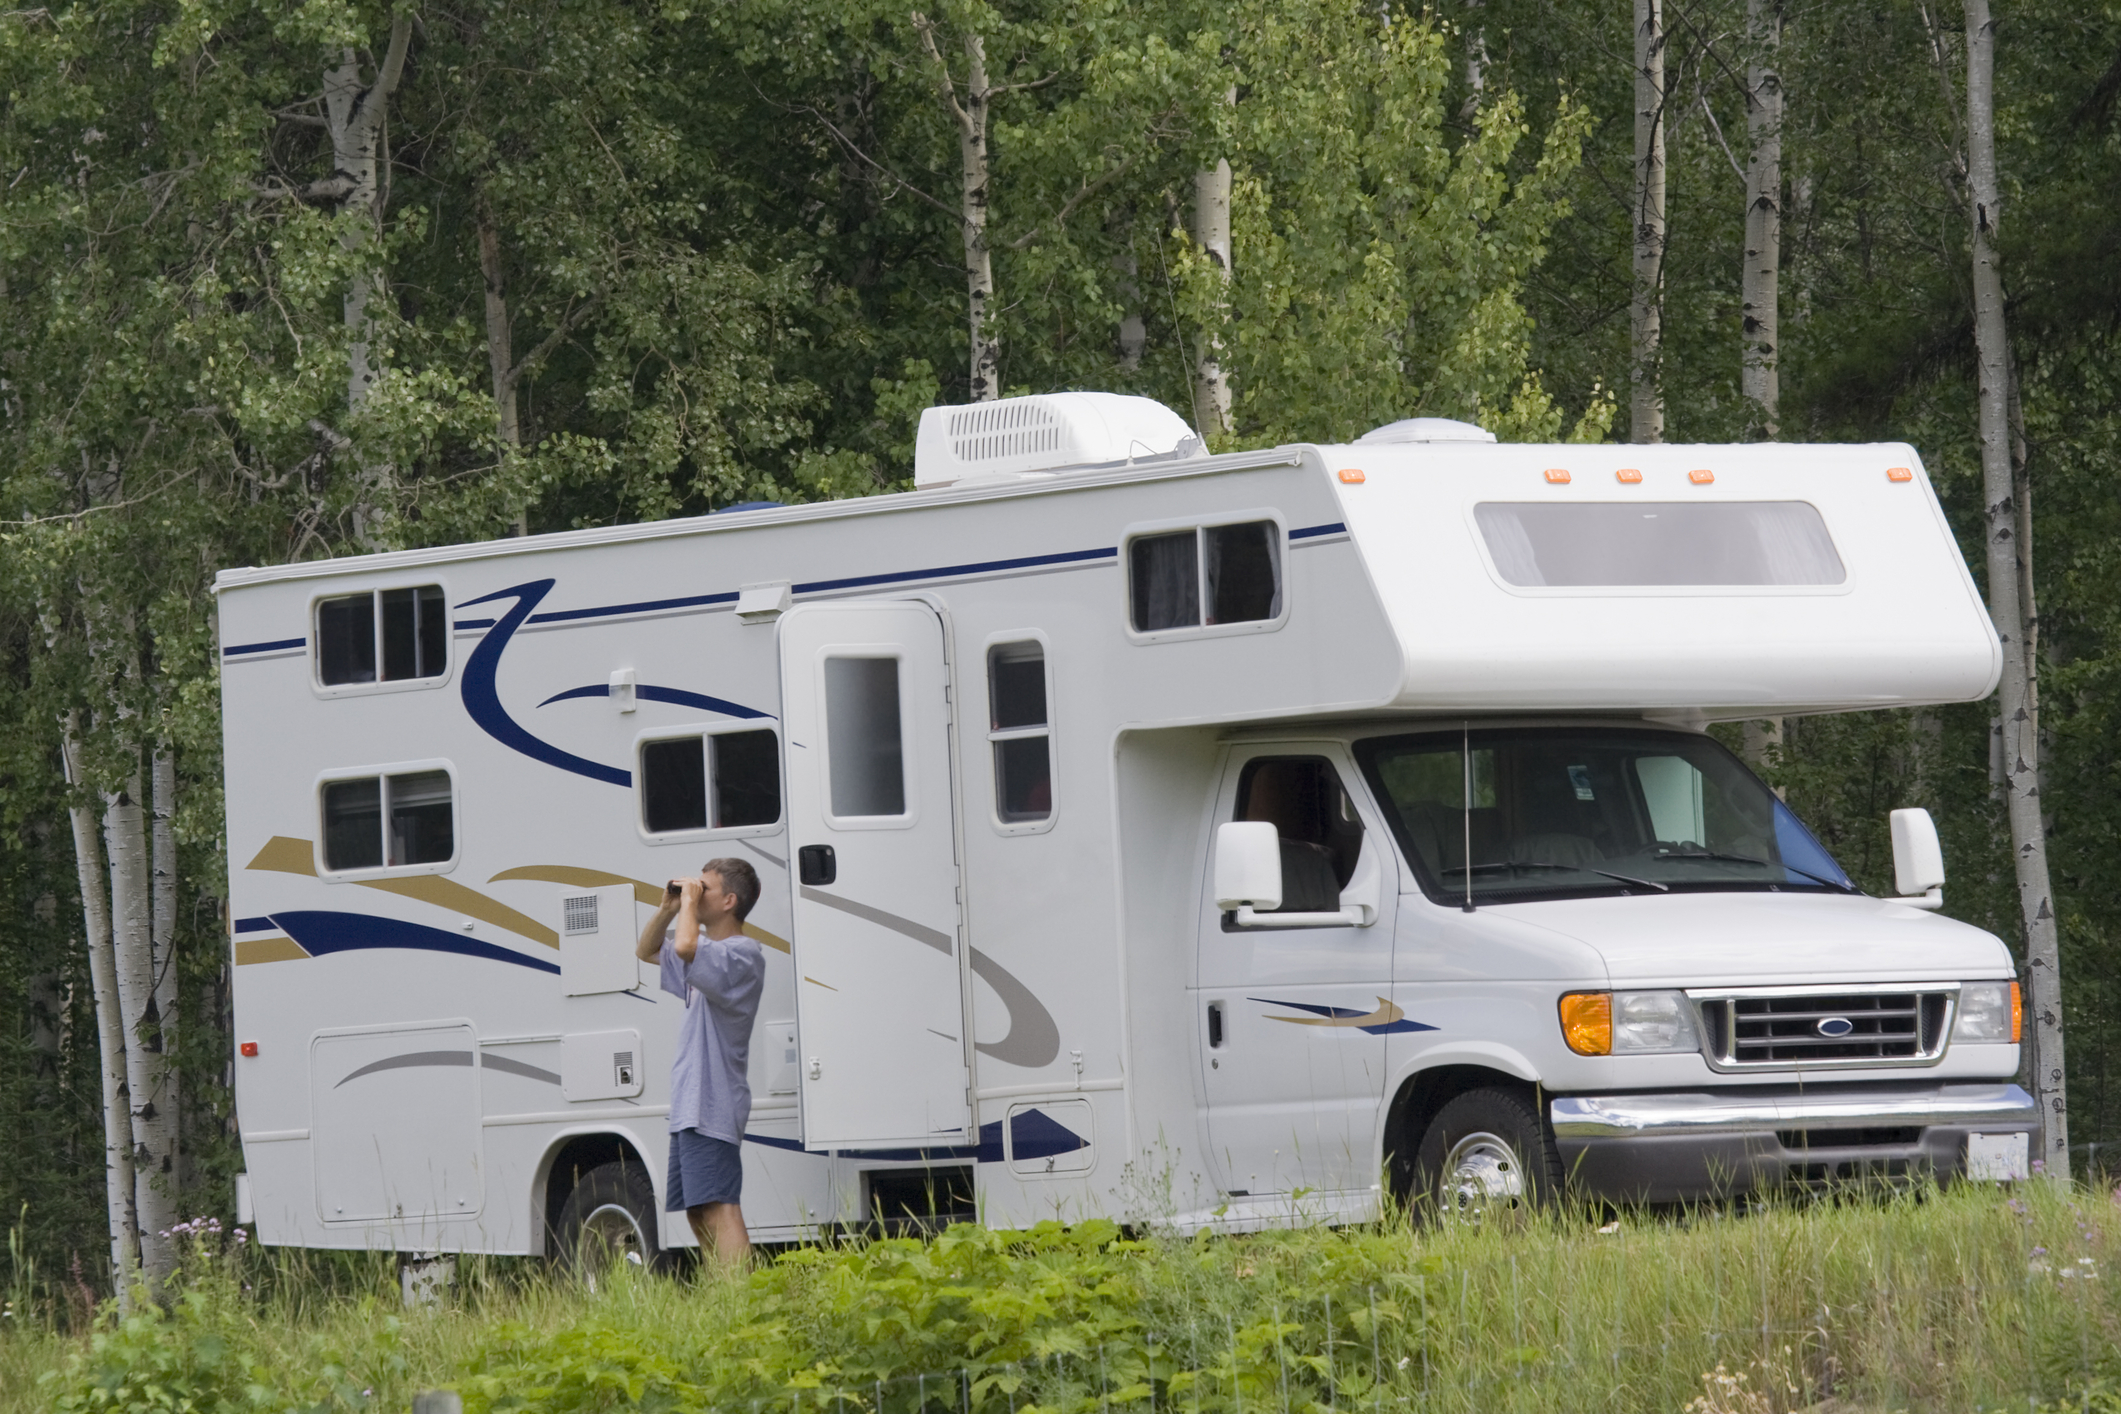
left=214, top=393, right=2035, bottom=1262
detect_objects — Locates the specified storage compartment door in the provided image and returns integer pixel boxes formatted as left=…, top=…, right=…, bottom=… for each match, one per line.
left=779, top=601, right=970, bottom=1150
left=312, top=1021, right=483, bottom=1224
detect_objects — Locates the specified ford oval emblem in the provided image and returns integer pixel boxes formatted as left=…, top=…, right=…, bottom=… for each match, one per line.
left=1817, top=1016, right=1856, bottom=1038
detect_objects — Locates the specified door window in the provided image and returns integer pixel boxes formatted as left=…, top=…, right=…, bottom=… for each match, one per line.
left=824, top=656, right=906, bottom=818
left=1232, top=757, right=1364, bottom=914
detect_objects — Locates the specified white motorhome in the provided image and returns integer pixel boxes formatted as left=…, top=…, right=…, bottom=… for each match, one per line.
left=215, top=393, right=2035, bottom=1261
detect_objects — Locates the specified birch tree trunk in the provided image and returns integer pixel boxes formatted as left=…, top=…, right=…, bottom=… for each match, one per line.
left=1630, top=0, right=1667, bottom=444
left=149, top=746, right=181, bottom=1204
left=60, top=715, right=138, bottom=1305
left=1459, top=0, right=1488, bottom=121
left=476, top=197, right=531, bottom=537
left=1741, top=0, right=1782, bottom=435
left=321, top=19, right=414, bottom=539
left=1191, top=158, right=1233, bottom=438
left=1965, top=0, right=2067, bottom=1179
left=915, top=17, right=999, bottom=402
left=104, top=765, right=175, bottom=1279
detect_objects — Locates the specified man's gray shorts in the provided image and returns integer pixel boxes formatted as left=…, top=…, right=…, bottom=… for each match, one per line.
left=666, top=1128, right=743, bottom=1210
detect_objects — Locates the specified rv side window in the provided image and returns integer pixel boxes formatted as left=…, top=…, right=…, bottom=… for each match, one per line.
left=320, top=768, right=455, bottom=872
left=316, top=585, right=448, bottom=686
left=987, top=641, right=1051, bottom=825
left=824, top=656, right=906, bottom=818
left=1232, top=757, right=1364, bottom=914
left=639, top=729, right=782, bottom=835
left=1127, top=520, right=1282, bottom=633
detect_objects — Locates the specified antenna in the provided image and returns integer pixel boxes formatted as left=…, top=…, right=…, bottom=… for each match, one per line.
left=1462, top=722, right=1476, bottom=913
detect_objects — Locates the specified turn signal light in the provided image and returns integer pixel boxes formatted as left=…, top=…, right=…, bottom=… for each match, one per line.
left=2011, top=981, right=2023, bottom=1044
left=239, top=1041, right=260, bottom=1058
left=1559, top=992, right=1613, bottom=1056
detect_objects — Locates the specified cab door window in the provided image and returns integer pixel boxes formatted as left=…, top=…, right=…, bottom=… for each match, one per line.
left=1232, top=757, right=1364, bottom=914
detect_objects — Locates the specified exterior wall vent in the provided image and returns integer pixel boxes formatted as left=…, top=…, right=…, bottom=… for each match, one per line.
left=914, top=392, right=1200, bottom=488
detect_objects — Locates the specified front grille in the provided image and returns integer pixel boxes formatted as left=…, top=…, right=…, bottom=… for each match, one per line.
left=1693, top=987, right=1955, bottom=1070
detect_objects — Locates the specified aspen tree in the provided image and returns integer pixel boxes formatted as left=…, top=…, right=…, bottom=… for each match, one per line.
left=1964, top=0, right=2068, bottom=1178
left=1741, top=0, right=1781, bottom=434
left=1631, top=0, right=1666, bottom=443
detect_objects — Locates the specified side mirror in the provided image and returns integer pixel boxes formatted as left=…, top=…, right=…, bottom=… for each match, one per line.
left=1214, top=822, right=1283, bottom=912
left=1889, top=807, right=1945, bottom=910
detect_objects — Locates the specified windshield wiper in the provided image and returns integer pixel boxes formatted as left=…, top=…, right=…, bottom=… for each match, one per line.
left=1648, top=848, right=1859, bottom=893
left=1445, top=861, right=1670, bottom=893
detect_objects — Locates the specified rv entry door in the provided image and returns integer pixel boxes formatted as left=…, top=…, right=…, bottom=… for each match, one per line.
left=779, top=601, right=972, bottom=1150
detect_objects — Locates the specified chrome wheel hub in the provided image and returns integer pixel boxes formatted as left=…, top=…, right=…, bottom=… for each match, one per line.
left=1439, top=1130, right=1526, bottom=1220
left=575, top=1202, right=648, bottom=1289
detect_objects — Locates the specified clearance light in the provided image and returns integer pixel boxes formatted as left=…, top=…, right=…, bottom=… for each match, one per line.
left=240, top=1041, right=260, bottom=1058
left=1559, top=992, right=1612, bottom=1056
left=1615, top=468, right=1643, bottom=484
left=1338, top=468, right=1366, bottom=484
left=1688, top=468, right=1715, bottom=485
left=1887, top=466, right=1915, bottom=482
left=1544, top=468, right=1572, bottom=484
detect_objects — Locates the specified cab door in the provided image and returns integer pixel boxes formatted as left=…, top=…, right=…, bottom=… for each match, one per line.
left=779, top=601, right=972, bottom=1151
left=1195, top=747, right=1401, bottom=1198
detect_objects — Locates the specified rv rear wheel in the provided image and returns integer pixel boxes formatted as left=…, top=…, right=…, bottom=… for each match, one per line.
left=553, top=1159, right=663, bottom=1286
left=1412, top=1088, right=1562, bottom=1224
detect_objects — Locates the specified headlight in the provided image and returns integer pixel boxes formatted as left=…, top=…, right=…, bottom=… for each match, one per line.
left=1558, top=990, right=1700, bottom=1055
left=1614, top=991, right=1700, bottom=1052
left=1954, top=981, right=2021, bottom=1043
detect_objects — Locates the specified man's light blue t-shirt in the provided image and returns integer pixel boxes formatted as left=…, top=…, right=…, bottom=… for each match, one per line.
left=659, top=927, right=766, bottom=1144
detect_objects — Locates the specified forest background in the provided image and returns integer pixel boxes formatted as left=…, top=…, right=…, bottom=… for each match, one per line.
left=2, top=0, right=2119, bottom=1296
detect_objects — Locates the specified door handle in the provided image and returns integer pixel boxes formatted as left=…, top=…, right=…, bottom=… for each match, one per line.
left=798, top=844, right=837, bottom=886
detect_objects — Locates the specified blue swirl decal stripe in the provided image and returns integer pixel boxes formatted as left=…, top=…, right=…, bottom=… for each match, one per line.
left=457, top=581, right=632, bottom=786
left=537, top=683, right=771, bottom=719
left=742, top=1107, right=1087, bottom=1163
left=272, top=910, right=562, bottom=975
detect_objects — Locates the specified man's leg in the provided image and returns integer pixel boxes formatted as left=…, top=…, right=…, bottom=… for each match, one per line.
left=685, top=1202, right=750, bottom=1266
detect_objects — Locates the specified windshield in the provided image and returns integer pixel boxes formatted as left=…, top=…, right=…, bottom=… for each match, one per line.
left=1356, top=727, right=1853, bottom=903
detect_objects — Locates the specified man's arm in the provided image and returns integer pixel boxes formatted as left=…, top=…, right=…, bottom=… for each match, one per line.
left=636, top=891, right=680, bottom=962
left=672, top=879, right=704, bottom=963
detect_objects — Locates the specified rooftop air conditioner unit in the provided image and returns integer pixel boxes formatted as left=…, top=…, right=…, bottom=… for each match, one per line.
left=913, top=393, right=1201, bottom=489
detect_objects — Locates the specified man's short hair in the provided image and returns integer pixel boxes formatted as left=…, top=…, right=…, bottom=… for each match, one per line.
left=702, top=857, right=761, bottom=923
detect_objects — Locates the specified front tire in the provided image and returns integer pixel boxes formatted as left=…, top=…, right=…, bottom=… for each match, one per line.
left=552, top=1158, right=664, bottom=1286
left=1412, top=1087, right=1562, bottom=1223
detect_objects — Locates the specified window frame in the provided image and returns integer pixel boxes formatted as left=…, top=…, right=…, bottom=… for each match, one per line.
left=1206, top=741, right=1395, bottom=929
left=1463, top=500, right=1857, bottom=600
left=631, top=720, right=786, bottom=845
left=309, top=576, right=457, bottom=698
left=312, top=759, right=461, bottom=880
left=983, top=630, right=1057, bottom=836
left=1120, top=509, right=1291, bottom=644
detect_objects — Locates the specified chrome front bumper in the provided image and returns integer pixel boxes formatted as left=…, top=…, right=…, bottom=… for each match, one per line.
left=1550, top=1083, right=2036, bottom=1200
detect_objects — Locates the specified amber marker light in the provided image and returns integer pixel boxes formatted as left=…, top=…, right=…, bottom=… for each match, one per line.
left=1338, top=468, right=1366, bottom=484
left=1544, top=468, right=1571, bottom=484
left=1887, top=466, right=1915, bottom=482
left=1688, top=468, right=1716, bottom=484
left=1615, top=468, right=1643, bottom=484
left=240, top=1041, right=260, bottom=1058
left=1559, top=992, right=1613, bottom=1056
left=2011, top=981, right=2023, bottom=1043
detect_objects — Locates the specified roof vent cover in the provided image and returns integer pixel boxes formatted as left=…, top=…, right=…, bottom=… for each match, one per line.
left=915, top=392, right=1199, bottom=488
left=1357, top=416, right=1497, bottom=445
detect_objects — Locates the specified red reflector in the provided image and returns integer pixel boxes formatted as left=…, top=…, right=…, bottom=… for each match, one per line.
left=240, top=1042, right=259, bottom=1058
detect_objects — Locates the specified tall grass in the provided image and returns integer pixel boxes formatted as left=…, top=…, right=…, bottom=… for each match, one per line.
left=7, top=1180, right=2119, bottom=1413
